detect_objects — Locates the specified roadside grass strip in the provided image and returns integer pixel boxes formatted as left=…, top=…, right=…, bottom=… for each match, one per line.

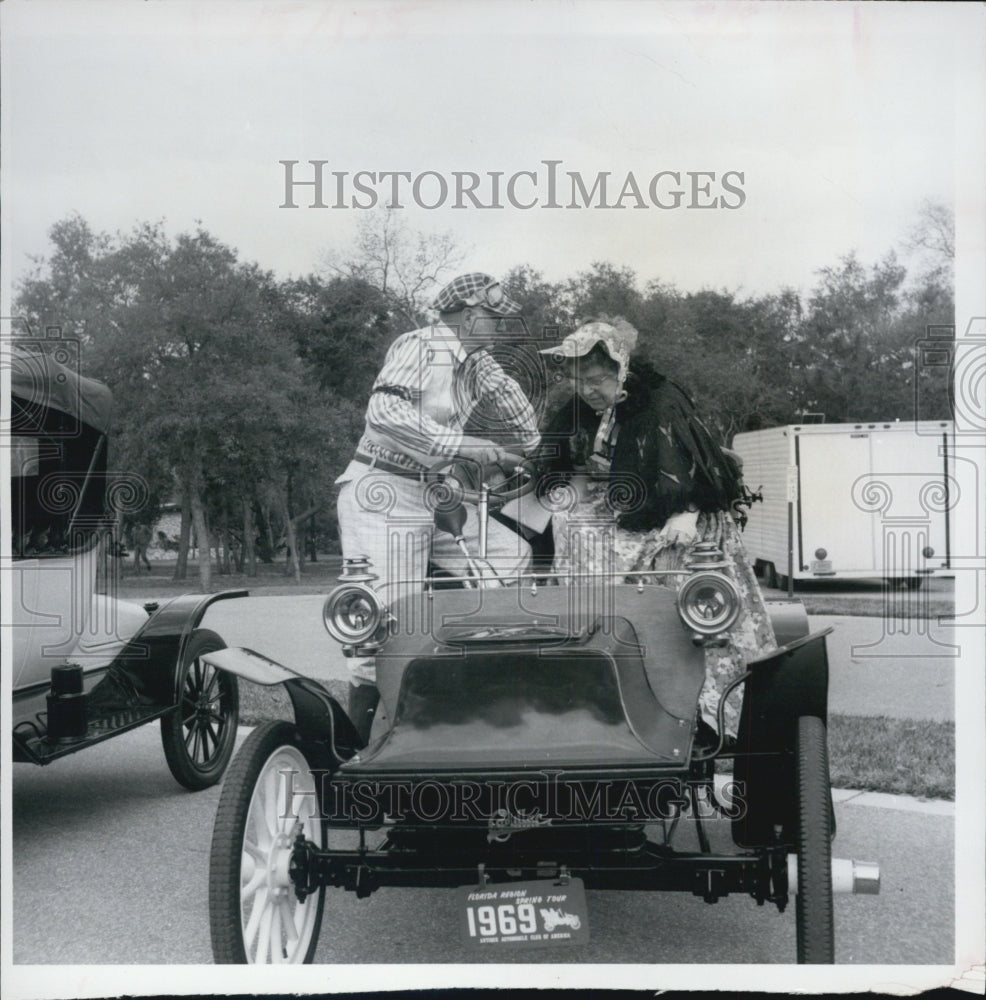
left=827, top=713, right=953, bottom=801
left=797, top=593, right=953, bottom=619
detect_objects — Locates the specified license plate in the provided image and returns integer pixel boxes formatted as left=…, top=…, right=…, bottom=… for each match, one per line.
left=460, top=877, right=589, bottom=947
left=810, top=559, right=834, bottom=575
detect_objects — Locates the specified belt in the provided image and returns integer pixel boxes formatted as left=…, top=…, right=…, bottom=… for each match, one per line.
left=354, top=452, right=436, bottom=482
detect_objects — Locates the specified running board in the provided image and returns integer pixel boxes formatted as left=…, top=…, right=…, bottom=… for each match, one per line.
left=13, top=704, right=172, bottom=764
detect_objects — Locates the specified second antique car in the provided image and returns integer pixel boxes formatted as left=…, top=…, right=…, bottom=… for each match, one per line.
left=204, top=461, right=880, bottom=965
left=8, top=340, right=242, bottom=790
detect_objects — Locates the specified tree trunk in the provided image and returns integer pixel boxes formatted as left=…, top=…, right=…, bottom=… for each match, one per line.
left=188, top=484, right=212, bottom=592
left=173, top=489, right=192, bottom=581
left=286, top=502, right=324, bottom=574
left=243, top=500, right=257, bottom=577
left=278, top=492, right=301, bottom=582
left=233, top=529, right=244, bottom=574
left=219, top=509, right=232, bottom=574
left=262, top=503, right=276, bottom=563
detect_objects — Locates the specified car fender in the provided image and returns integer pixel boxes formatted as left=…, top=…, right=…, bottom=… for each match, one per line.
left=731, top=628, right=833, bottom=847
left=103, top=590, right=249, bottom=706
left=202, top=646, right=361, bottom=765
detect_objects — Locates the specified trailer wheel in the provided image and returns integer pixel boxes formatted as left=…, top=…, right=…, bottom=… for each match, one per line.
left=795, top=715, right=835, bottom=964
left=210, top=721, right=325, bottom=964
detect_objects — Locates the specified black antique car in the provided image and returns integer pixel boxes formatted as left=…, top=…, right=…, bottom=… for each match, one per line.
left=204, top=463, right=880, bottom=965
left=8, top=341, right=241, bottom=789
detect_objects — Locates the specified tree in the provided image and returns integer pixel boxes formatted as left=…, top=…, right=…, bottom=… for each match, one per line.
left=903, top=199, right=955, bottom=269
left=285, top=274, right=394, bottom=406
left=565, top=262, right=643, bottom=328
left=501, top=264, right=567, bottom=345
left=16, top=215, right=114, bottom=349
left=896, top=200, right=954, bottom=422
left=15, top=218, right=336, bottom=591
left=99, top=231, right=305, bottom=590
left=322, top=208, right=466, bottom=329
left=792, top=252, right=937, bottom=422
left=646, top=288, right=802, bottom=440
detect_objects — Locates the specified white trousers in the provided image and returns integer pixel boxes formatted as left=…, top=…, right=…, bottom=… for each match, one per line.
left=336, top=469, right=532, bottom=685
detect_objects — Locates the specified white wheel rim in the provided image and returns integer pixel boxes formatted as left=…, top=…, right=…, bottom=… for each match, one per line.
left=240, top=744, right=322, bottom=963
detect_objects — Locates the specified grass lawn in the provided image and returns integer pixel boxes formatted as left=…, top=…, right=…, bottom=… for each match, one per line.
left=827, top=713, right=953, bottom=800
left=112, top=554, right=345, bottom=599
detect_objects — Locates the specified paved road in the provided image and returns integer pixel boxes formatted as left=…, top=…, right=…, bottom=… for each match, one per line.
left=11, top=724, right=953, bottom=967
left=200, top=596, right=956, bottom=721
left=814, top=615, right=954, bottom=722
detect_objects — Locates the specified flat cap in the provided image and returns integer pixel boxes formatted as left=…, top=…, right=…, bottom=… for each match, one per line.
left=432, top=272, right=522, bottom=317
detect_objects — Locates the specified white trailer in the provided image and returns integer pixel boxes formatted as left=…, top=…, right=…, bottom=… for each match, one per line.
left=731, top=420, right=954, bottom=587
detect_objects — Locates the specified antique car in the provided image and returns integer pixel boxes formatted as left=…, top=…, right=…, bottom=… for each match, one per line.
left=8, top=341, right=241, bottom=790
left=205, top=460, right=880, bottom=965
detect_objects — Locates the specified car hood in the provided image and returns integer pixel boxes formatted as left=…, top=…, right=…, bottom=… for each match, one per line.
left=355, top=583, right=706, bottom=775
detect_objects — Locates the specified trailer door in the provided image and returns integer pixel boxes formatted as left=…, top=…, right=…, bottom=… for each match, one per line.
left=870, top=428, right=950, bottom=572
left=797, top=431, right=877, bottom=575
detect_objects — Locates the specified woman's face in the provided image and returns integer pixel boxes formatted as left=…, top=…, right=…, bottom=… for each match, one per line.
left=567, top=359, right=622, bottom=411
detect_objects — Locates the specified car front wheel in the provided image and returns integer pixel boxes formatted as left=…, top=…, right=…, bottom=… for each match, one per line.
left=160, top=628, right=239, bottom=790
left=209, top=721, right=326, bottom=964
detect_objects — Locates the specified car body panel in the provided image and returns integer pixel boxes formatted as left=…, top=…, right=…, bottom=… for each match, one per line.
left=375, top=583, right=705, bottom=728
left=348, top=618, right=696, bottom=774
left=11, top=548, right=101, bottom=689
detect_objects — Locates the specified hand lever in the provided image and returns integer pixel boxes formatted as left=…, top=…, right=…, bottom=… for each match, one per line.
left=433, top=502, right=481, bottom=586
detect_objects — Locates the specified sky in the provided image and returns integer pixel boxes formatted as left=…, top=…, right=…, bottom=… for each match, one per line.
left=2, top=0, right=983, bottom=306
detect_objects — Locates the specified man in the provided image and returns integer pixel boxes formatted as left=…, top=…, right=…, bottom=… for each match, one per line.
left=336, top=272, right=541, bottom=742
left=131, top=523, right=152, bottom=573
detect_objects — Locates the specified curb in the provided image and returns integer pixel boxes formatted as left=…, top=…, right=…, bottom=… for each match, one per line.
left=831, top=785, right=954, bottom=816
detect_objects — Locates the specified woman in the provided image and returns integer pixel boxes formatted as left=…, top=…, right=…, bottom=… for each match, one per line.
left=539, top=318, right=775, bottom=739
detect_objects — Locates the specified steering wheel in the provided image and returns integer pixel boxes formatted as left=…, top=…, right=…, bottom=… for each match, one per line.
left=426, top=456, right=540, bottom=508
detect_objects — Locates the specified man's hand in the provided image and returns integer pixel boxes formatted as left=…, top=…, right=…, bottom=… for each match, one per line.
left=457, top=436, right=524, bottom=468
